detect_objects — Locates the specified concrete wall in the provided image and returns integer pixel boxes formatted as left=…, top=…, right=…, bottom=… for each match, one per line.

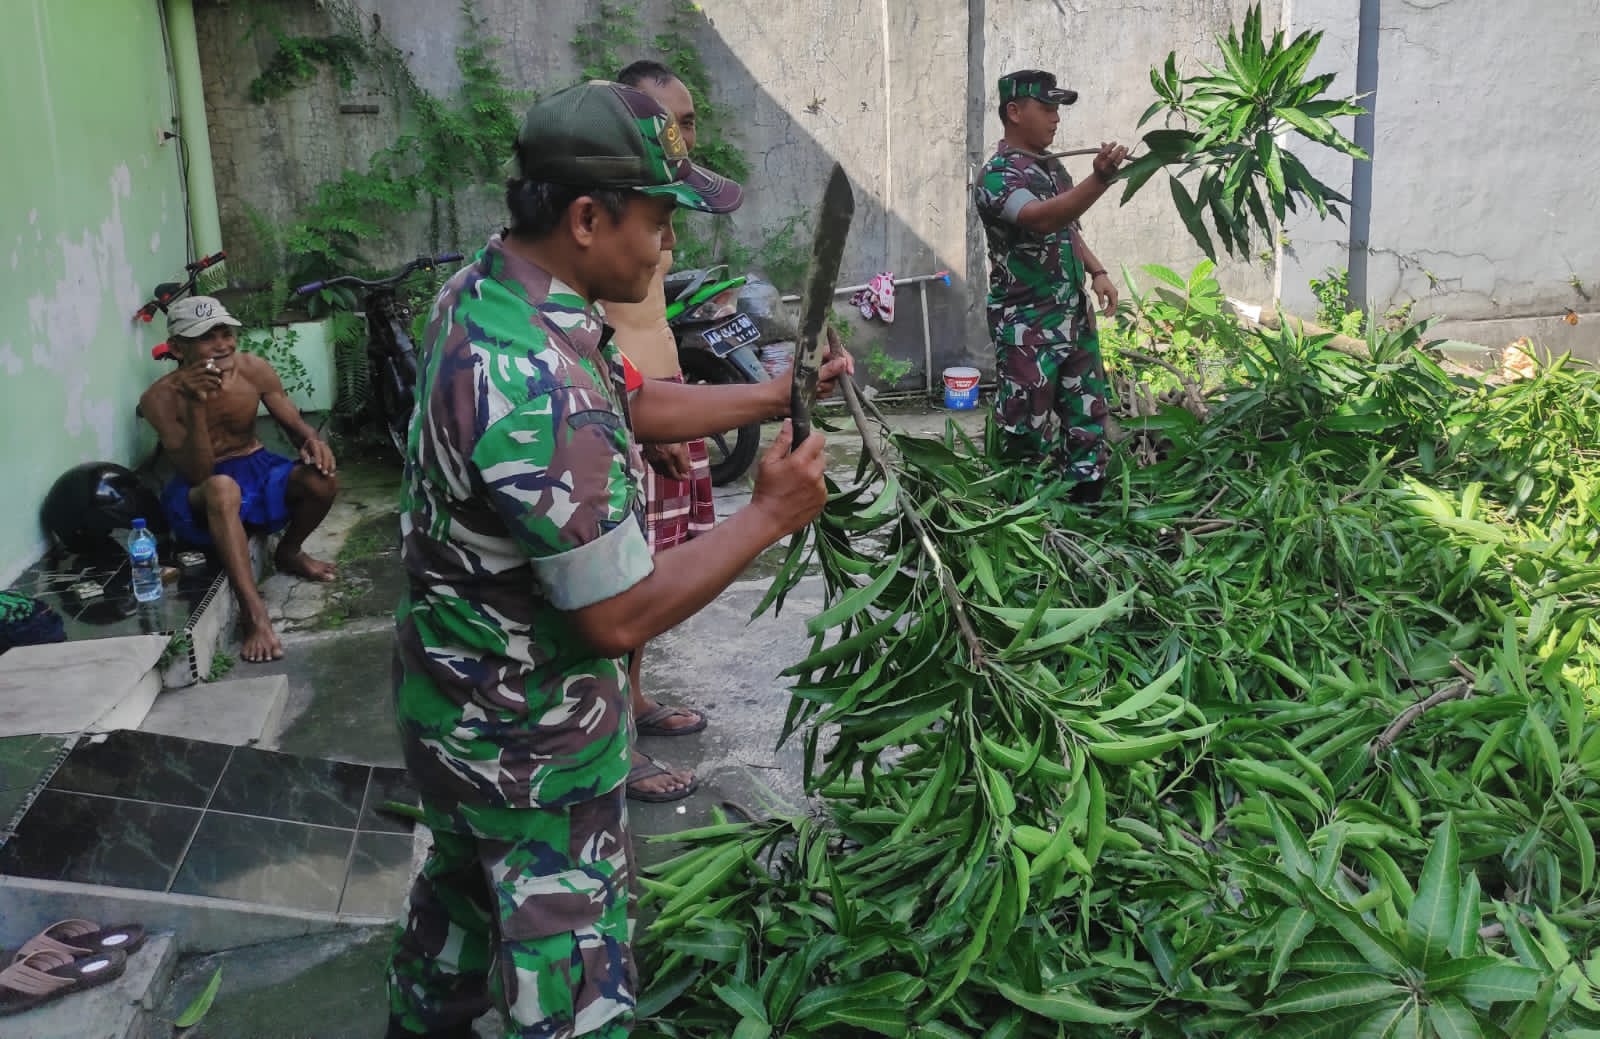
left=196, top=0, right=1285, bottom=388
left=1280, top=0, right=1600, bottom=358
left=0, top=0, right=190, bottom=586
left=196, top=0, right=1600, bottom=386
left=973, top=0, right=1277, bottom=322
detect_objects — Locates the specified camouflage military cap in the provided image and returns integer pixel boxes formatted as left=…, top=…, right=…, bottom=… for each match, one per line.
left=514, top=81, right=742, bottom=214
left=999, top=69, right=1079, bottom=106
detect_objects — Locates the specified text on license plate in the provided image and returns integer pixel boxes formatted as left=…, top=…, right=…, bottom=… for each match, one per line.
left=704, top=314, right=760, bottom=353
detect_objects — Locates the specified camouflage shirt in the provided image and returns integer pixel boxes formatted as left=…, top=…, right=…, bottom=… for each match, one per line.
left=394, top=234, right=653, bottom=811
left=973, top=142, right=1092, bottom=346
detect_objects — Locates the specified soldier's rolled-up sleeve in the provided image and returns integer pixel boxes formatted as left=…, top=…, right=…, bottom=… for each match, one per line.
left=977, top=162, right=1038, bottom=225
left=472, top=393, right=653, bottom=611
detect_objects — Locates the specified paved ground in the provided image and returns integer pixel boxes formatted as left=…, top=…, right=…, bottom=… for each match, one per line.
left=152, top=402, right=983, bottom=1037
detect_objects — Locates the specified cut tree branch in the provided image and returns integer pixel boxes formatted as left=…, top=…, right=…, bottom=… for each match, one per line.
left=1369, top=680, right=1473, bottom=760
left=1118, top=348, right=1210, bottom=418
left=840, top=375, right=987, bottom=668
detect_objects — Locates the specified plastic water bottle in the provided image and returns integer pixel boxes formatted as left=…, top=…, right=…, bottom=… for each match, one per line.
left=128, top=518, right=163, bottom=603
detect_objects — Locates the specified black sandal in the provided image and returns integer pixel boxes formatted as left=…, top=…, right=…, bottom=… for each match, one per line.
left=0, top=948, right=127, bottom=1016
left=14, top=918, right=146, bottom=961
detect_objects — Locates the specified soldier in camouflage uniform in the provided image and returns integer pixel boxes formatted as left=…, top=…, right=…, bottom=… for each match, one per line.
left=974, top=70, right=1129, bottom=501
left=386, top=81, right=848, bottom=1038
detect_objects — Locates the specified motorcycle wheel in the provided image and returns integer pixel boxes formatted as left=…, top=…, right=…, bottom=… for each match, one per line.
left=678, top=350, right=762, bottom=486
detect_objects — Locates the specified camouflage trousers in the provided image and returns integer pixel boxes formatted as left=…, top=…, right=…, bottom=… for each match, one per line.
left=992, top=333, right=1110, bottom=484
left=387, top=787, right=636, bottom=1038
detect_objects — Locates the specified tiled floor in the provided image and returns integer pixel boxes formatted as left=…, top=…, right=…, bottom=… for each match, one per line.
left=0, top=734, right=72, bottom=837
left=10, top=547, right=220, bottom=643
left=0, top=731, right=417, bottom=917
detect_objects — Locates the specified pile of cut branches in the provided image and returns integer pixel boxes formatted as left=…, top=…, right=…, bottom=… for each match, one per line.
left=635, top=295, right=1600, bottom=1037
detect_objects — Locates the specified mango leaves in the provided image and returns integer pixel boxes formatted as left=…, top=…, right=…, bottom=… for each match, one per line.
left=1120, top=4, right=1369, bottom=260
left=635, top=301, right=1600, bottom=1037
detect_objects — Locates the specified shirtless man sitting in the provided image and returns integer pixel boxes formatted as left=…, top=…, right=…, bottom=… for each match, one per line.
left=139, top=296, right=340, bottom=662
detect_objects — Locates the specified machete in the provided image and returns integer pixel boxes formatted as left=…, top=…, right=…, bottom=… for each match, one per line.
left=789, top=163, right=855, bottom=447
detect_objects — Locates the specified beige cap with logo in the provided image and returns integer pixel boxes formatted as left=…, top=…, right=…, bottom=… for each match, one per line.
left=167, top=296, right=242, bottom=338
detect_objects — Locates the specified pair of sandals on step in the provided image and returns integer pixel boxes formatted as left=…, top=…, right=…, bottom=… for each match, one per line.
left=0, top=919, right=146, bottom=1017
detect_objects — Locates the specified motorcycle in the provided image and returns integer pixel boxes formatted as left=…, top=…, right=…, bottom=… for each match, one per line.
left=665, top=266, right=790, bottom=486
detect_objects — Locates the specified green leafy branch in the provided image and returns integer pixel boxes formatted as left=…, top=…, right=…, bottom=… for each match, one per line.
left=1119, top=3, right=1369, bottom=261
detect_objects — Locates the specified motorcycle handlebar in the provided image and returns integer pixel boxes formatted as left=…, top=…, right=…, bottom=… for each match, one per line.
left=294, top=253, right=463, bottom=296
left=134, top=250, right=229, bottom=322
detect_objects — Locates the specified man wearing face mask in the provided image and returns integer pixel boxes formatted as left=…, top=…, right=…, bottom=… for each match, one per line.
left=974, top=69, right=1128, bottom=503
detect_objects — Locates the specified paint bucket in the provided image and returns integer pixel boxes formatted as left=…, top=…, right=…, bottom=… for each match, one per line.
left=943, top=366, right=981, bottom=409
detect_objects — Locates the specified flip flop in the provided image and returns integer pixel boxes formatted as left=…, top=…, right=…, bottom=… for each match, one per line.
left=13, top=919, right=146, bottom=962
left=0, top=948, right=127, bottom=1017
left=635, top=704, right=708, bottom=737
left=626, top=754, right=698, bottom=804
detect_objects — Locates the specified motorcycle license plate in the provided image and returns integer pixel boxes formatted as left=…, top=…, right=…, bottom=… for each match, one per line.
left=702, top=313, right=760, bottom=357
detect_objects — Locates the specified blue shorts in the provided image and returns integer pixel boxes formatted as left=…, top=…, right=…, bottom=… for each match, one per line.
left=161, top=448, right=297, bottom=547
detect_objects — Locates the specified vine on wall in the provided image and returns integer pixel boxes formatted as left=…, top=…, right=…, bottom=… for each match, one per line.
left=240, top=0, right=521, bottom=301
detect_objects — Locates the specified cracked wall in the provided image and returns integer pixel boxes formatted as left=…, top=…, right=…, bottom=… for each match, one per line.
left=1, top=0, right=190, bottom=585
left=195, top=0, right=1600, bottom=382
left=1281, top=0, right=1600, bottom=356
left=195, top=0, right=1279, bottom=384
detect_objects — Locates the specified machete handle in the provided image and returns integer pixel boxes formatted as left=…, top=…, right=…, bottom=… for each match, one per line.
left=791, top=380, right=811, bottom=447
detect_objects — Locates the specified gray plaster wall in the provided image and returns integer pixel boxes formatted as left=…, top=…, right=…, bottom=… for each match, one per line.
left=194, top=0, right=1600, bottom=378
left=1280, top=0, right=1600, bottom=359
left=194, top=0, right=1285, bottom=383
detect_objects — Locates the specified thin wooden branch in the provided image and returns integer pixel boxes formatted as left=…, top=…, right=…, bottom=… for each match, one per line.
left=840, top=375, right=986, bottom=669
left=1369, top=680, right=1473, bottom=760
left=1118, top=348, right=1211, bottom=418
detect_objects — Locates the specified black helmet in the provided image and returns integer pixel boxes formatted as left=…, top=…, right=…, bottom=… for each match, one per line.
left=40, top=462, right=166, bottom=556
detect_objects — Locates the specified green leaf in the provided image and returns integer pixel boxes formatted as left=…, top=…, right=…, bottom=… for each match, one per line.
left=1423, top=996, right=1484, bottom=1039
left=1448, top=871, right=1483, bottom=960
left=806, top=549, right=906, bottom=635
left=1297, top=883, right=1410, bottom=975
left=1118, top=151, right=1174, bottom=202
left=1407, top=814, right=1461, bottom=966
left=713, top=979, right=769, bottom=1023
left=1264, top=796, right=1316, bottom=879
left=1351, top=998, right=1418, bottom=1039
left=1270, top=909, right=1318, bottom=990
left=1557, top=792, right=1595, bottom=894
left=175, top=967, right=224, bottom=1028
left=1170, top=176, right=1217, bottom=261
left=732, top=1018, right=772, bottom=1039
left=1265, top=1004, right=1380, bottom=1039
left=1259, top=974, right=1404, bottom=1015
left=1434, top=961, right=1543, bottom=1005
left=819, top=1002, right=911, bottom=1036
left=994, top=981, right=1144, bottom=1024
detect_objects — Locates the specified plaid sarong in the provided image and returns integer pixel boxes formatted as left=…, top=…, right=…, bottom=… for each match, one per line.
left=645, top=376, right=716, bottom=552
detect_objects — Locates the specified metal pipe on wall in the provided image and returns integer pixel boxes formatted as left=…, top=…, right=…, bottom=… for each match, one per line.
left=163, top=0, right=224, bottom=260
left=782, top=270, right=953, bottom=394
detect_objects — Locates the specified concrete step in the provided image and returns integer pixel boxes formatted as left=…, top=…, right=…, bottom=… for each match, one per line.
left=158, top=535, right=268, bottom=692
left=4, top=932, right=179, bottom=1039
left=137, top=675, right=289, bottom=747
left=0, top=636, right=168, bottom=739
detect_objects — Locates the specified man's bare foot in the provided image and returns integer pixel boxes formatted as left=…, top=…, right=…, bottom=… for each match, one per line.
left=240, top=614, right=284, bottom=663
left=274, top=547, right=337, bottom=582
left=626, top=750, right=696, bottom=803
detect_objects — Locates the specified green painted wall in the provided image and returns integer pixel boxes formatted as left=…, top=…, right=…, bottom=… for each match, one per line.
left=1, top=0, right=189, bottom=585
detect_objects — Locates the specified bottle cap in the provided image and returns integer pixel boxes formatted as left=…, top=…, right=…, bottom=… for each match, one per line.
left=132, top=518, right=147, bottom=529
